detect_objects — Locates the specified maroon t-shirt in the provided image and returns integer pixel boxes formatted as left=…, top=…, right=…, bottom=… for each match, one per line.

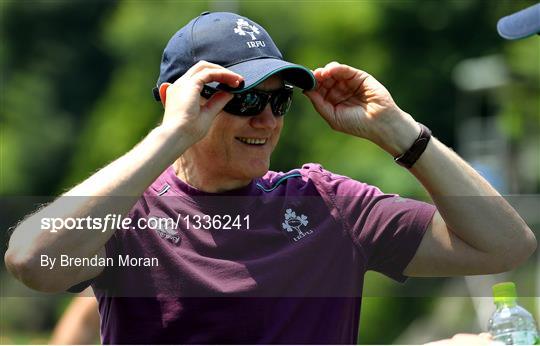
left=87, top=163, right=436, bottom=344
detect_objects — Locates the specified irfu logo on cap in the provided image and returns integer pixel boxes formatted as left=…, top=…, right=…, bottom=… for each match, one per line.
left=234, top=18, right=266, bottom=48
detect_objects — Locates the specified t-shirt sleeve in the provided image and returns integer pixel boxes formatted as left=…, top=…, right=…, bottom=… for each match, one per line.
left=306, top=164, right=437, bottom=283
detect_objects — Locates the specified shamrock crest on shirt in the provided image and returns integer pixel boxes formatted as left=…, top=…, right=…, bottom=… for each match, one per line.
left=282, top=208, right=312, bottom=242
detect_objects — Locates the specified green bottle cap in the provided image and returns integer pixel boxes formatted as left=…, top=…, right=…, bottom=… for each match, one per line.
left=493, top=282, right=517, bottom=304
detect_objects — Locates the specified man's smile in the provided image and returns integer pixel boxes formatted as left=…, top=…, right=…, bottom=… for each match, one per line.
left=235, top=137, right=268, bottom=146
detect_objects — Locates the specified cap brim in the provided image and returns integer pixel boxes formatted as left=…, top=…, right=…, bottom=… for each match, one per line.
left=497, top=3, right=540, bottom=40
left=210, top=58, right=316, bottom=92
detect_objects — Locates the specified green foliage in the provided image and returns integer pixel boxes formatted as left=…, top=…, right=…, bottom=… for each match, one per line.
left=1, top=0, right=114, bottom=194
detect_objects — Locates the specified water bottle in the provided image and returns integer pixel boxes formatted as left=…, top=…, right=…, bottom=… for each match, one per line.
left=487, top=282, right=540, bottom=345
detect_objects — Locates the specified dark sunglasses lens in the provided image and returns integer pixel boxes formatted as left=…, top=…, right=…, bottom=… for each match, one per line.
left=202, top=86, right=293, bottom=116
left=271, top=89, right=293, bottom=116
left=225, top=92, right=265, bottom=116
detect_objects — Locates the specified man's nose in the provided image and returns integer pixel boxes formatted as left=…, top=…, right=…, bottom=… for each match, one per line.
left=249, top=105, right=277, bottom=129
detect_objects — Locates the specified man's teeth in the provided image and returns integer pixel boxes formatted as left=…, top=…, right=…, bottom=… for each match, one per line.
left=237, top=137, right=267, bottom=145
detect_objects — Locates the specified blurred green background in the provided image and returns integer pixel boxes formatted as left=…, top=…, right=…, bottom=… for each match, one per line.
left=1, top=0, right=539, bottom=344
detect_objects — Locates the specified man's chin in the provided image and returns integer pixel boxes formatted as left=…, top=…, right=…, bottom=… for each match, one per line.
left=242, top=160, right=270, bottom=179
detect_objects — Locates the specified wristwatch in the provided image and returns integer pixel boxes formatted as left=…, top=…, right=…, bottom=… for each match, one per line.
left=394, top=123, right=432, bottom=169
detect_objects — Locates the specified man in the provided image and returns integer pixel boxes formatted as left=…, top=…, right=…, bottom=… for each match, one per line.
left=5, top=12, right=536, bottom=344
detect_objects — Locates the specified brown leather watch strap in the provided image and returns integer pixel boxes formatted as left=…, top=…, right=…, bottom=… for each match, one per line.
left=394, top=123, right=432, bottom=169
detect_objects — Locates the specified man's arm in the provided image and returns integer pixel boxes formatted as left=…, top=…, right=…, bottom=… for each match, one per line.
left=4, top=61, right=242, bottom=292
left=49, top=288, right=100, bottom=345
left=304, top=62, right=536, bottom=276
left=5, top=125, right=192, bottom=292
left=404, top=137, right=536, bottom=276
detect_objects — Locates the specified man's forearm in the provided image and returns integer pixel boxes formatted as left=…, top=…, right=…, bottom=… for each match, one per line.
left=409, top=134, right=536, bottom=257
left=5, top=124, right=191, bottom=291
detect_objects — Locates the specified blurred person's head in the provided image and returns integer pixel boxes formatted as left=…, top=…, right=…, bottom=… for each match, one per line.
left=497, top=3, right=540, bottom=40
left=153, top=12, right=316, bottom=190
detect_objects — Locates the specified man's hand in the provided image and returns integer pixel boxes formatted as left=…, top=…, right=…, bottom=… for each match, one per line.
left=304, top=61, right=419, bottom=156
left=159, top=61, right=243, bottom=145
left=424, top=333, right=496, bottom=346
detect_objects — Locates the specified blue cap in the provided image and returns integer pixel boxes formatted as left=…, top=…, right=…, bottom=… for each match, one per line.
left=497, top=3, right=540, bottom=40
left=153, top=12, right=316, bottom=101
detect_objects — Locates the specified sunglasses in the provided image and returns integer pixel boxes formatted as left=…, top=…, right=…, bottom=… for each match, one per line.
left=200, top=84, right=294, bottom=116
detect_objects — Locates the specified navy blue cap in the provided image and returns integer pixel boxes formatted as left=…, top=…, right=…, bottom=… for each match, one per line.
left=154, top=12, right=316, bottom=101
left=497, top=3, right=540, bottom=40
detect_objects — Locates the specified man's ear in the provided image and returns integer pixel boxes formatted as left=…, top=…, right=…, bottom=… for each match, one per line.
left=159, top=83, right=171, bottom=107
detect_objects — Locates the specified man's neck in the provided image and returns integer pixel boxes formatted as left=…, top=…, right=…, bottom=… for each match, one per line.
left=174, top=159, right=252, bottom=193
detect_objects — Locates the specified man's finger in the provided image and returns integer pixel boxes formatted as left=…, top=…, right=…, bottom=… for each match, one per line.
left=179, top=62, right=244, bottom=88
left=183, top=60, right=226, bottom=77
left=315, top=84, right=330, bottom=99
left=324, top=86, right=353, bottom=106
left=201, top=91, right=234, bottom=117
left=312, top=68, right=325, bottom=80
left=324, top=64, right=363, bottom=81
left=323, top=61, right=341, bottom=72
left=320, top=76, right=337, bottom=90
left=320, top=61, right=342, bottom=78
left=326, top=64, right=361, bottom=79
left=193, top=68, right=243, bottom=89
